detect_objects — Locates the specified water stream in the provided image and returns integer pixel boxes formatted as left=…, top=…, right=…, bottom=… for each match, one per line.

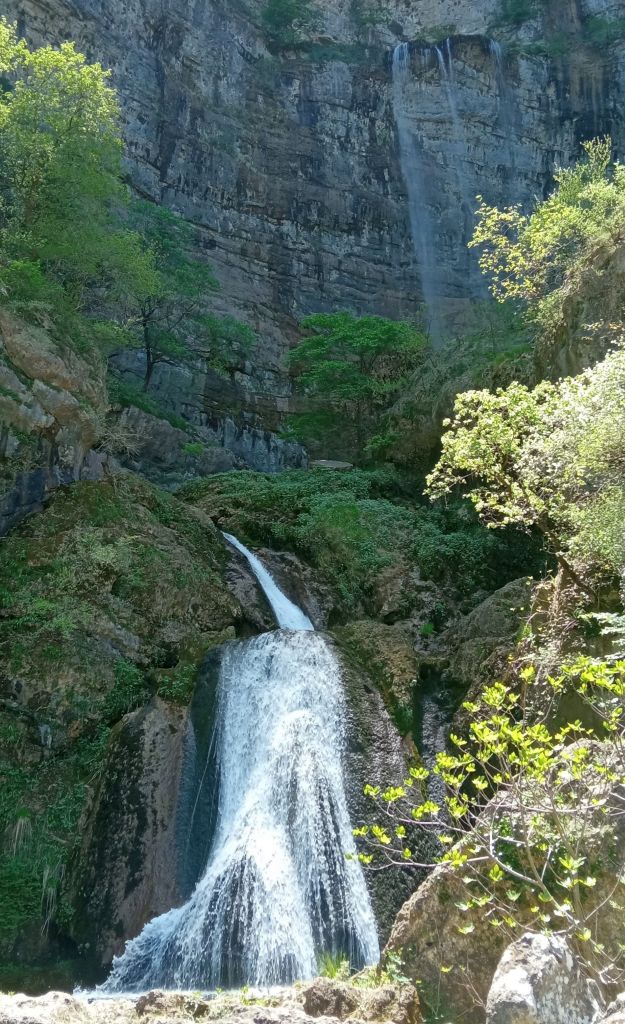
left=101, top=536, right=378, bottom=992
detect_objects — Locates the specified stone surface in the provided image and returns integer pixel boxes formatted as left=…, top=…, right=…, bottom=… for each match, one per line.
left=485, top=933, right=602, bottom=1024
left=4, top=0, right=624, bottom=422
left=301, top=976, right=421, bottom=1024
left=446, top=578, right=533, bottom=690
left=337, top=637, right=420, bottom=940
left=0, top=311, right=110, bottom=534
left=0, top=981, right=422, bottom=1024
left=69, top=699, right=189, bottom=964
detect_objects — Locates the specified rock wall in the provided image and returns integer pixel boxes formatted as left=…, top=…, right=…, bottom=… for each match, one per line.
left=4, top=0, right=624, bottom=423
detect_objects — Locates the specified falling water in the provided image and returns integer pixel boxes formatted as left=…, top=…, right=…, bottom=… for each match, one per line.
left=392, top=42, right=444, bottom=341
left=222, top=532, right=313, bottom=631
left=101, top=537, right=378, bottom=992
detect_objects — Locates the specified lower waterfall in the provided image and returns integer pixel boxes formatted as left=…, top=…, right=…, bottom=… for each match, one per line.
left=100, top=538, right=379, bottom=992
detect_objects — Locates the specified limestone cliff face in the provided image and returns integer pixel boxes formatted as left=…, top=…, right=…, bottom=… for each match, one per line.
left=4, top=0, right=625, bottom=419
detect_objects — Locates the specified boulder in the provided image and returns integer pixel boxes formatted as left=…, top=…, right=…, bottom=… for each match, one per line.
left=301, top=976, right=421, bottom=1024
left=602, top=994, right=625, bottom=1023
left=485, top=934, right=602, bottom=1024
left=446, top=578, right=533, bottom=691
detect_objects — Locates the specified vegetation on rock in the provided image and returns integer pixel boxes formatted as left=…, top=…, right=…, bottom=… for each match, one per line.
left=288, top=313, right=425, bottom=456
left=184, top=469, right=544, bottom=614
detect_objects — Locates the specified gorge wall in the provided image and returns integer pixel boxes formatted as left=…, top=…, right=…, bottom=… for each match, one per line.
left=4, top=0, right=625, bottom=428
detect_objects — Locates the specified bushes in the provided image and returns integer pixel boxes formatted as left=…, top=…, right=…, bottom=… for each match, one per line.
left=184, top=469, right=545, bottom=612
left=261, top=0, right=316, bottom=46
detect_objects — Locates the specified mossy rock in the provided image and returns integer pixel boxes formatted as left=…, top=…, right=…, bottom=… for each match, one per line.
left=333, top=620, right=419, bottom=736
left=0, top=472, right=242, bottom=959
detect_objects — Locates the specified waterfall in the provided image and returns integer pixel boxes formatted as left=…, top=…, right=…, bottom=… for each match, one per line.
left=391, top=42, right=443, bottom=341
left=100, top=537, right=378, bottom=993
left=222, top=532, right=314, bottom=631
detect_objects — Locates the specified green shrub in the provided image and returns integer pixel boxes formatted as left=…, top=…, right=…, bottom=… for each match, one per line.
left=261, top=0, right=316, bottom=46
left=108, top=374, right=190, bottom=432
left=184, top=469, right=545, bottom=612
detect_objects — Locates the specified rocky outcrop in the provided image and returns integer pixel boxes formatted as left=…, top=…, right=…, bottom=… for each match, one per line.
left=70, top=700, right=189, bottom=964
left=111, top=353, right=308, bottom=473
left=333, top=620, right=419, bottom=733
left=0, top=311, right=111, bottom=534
left=5, top=0, right=624, bottom=423
left=301, top=976, right=421, bottom=1024
left=337, top=639, right=420, bottom=940
left=0, top=979, right=422, bottom=1024
left=444, top=577, right=533, bottom=691
left=485, top=934, right=602, bottom=1024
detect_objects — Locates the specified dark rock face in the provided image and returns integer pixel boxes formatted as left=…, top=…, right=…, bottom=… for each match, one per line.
left=111, top=354, right=308, bottom=473
left=337, top=639, right=419, bottom=942
left=70, top=700, right=189, bottom=965
left=5, top=0, right=624, bottom=422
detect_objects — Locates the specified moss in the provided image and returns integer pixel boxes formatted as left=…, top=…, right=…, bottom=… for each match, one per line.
left=183, top=469, right=546, bottom=615
left=0, top=473, right=240, bottom=951
left=334, top=621, right=418, bottom=735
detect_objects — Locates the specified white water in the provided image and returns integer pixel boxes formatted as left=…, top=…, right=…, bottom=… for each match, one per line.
left=223, top=532, right=314, bottom=631
left=101, top=539, right=378, bottom=992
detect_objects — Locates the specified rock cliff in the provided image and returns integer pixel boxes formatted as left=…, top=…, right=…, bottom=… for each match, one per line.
left=4, top=0, right=624, bottom=425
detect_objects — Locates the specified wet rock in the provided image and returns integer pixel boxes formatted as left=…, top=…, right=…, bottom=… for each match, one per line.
left=257, top=549, right=335, bottom=629
left=333, top=620, right=418, bottom=727
left=69, top=700, right=189, bottom=964
left=485, top=934, right=602, bottom=1024
left=337, top=638, right=420, bottom=941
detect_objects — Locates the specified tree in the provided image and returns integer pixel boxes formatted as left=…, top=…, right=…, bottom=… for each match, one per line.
left=426, top=348, right=625, bottom=598
left=289, top=312, right=425, bottom=453
left=0, top=19, right=143, bottom=319
left=358, top=661, right=625, bottom=997
left=118, top=201, right=254, bottom=388
left=469, top=138, right=625, bottom=329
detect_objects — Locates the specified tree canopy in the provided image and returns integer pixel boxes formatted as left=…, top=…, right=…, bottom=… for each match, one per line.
left=289, top=312, right=425, bottom=453
left=426, top=347, right=625, bottom=596
left=470, top=138, right=625, bottom=330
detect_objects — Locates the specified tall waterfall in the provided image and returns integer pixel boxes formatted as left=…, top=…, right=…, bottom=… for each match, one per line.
left=392, top=42, right=443, bottom=341
left=101, top=537, right=378, bottom=992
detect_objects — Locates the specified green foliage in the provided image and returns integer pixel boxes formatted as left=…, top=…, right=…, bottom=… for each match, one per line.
left=0, top=20, right=145, bottom=353
left=102, top=660, right=148, bottom=722
left=108, top=374, right=190, bottom=431
left=289, top=312, right=425, bottom=453
left=360, top=662, right=625, bottom=988
left=184, top=469, right=546, bottom=612
left=117, top=201, right=253, bottom=389
left=182, top=442, right=206, bottom=457
left=497, top=0, right=537, bottom=25
left=157, top=664, right=197, bottom=705
left=470, top=138, right=625, bottom=332
left=0, top=715, right=109, bottom=943
left=261, top=0, right=316, bottom=46
left=318, top=952, right=351, bottom=980
left=427, top=347, right=625, bottom=597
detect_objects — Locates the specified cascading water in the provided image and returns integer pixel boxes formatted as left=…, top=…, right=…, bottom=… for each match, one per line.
left=392, top=42, right=443, bottom=341
left=222, top=532, right=314, bottom=631
left=100, top=536, right=379, bottom=993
